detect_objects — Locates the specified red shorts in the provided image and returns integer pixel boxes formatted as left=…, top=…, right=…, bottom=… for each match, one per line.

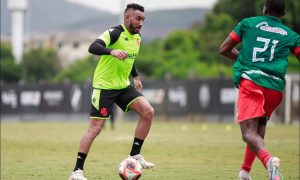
left=237, top=79, right=283, bottom=123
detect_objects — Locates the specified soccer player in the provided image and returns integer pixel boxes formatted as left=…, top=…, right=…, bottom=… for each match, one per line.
left=69, top=3, right=154, bottom=180
left=219, top=0, right=300, bottom=179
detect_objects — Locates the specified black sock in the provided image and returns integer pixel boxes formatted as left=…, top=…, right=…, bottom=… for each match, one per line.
left=130, top=138, right=144, bottom=156
left=73, top=152, right=87, bottom=171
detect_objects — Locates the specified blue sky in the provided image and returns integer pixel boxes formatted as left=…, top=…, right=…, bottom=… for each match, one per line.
left=67, top=0, right=218, bottom=14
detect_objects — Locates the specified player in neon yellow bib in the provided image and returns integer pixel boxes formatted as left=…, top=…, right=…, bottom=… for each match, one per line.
left=69, top=4, right=154, bottom=180
left=219, top=0, right=299, bottom=179
left=93, top=23, right=142, bottom=90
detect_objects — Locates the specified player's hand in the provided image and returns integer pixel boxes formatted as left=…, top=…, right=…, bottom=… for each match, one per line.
left=133, top=76, right=143, bottom=92
left=110, top=50, right=128, bottom=61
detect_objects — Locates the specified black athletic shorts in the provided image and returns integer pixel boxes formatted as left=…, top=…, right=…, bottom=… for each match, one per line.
left=90, top=85, right=143, bottom=119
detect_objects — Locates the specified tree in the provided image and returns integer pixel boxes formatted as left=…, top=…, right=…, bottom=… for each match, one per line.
left=53, top=55, right=98, bottom=83
left=135, top=40, right=164, bottom=78
left=160, top=30, right=200, bottom=79
left=213, top=0, right=300, bottom=32
left=0, top=43, right=23, bottom=83
left=284, top=0, right=300, bottom=33
left=213, top=0, right=256, bottom=22
left=196, top=12, right=236, bottom=65
left=21, top=48, right=60, bottom=83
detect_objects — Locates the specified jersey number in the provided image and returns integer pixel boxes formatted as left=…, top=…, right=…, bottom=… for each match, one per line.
left=252, top=37, right=279, bottom=62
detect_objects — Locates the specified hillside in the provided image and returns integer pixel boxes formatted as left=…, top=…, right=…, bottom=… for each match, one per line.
left=1, top=0, right=108, bottom=35
left=1, top=0, right=209, bottom=40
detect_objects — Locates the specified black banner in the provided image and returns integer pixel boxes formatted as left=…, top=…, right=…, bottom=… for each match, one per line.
left=1, top=79, right=236, bottom=117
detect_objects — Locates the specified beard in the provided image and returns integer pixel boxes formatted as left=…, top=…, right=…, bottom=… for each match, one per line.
left=129, top=23, right=141, bottom=34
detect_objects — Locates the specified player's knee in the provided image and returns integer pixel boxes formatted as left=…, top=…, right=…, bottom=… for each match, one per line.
left=90, top=125, right=103, bottom=137
left=142, top=106, right=154, bottom=120
left=242, top=131, right=252, bottom=143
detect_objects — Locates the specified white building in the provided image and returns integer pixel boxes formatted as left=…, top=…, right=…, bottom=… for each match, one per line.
left=23, top=31, right=97, bottom=67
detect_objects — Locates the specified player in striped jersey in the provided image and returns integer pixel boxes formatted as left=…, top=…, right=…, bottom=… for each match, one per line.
left=219, top=0, right=299, bottom=179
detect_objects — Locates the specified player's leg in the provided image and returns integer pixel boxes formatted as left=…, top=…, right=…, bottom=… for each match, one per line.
left=262, top=88, right=283, bottom=180
left=239, top=145, right=255, bottom=180
left=257, top=117, right=267, bottom=141
left=77, top=119, right=105, bottom=159
left=256, top=118, right=281, bottom=179
left=129, top=97, right=154, bottom=140
left=128, top=96, right=154, bottom=168
left=70, top=89, right=114, bottom=180
left=238, top=79, right=283, bottom=179
left=239, top=117, right=267, bottom=177
left=237, top=79, right=266, bottom=180
left=69, top=119, right=105, bottom=180
left=116, top=85, right=154, bottom=168
left=240, top=118, right=276, bottom=180
left=69, top=119, right=105, bottom=179
left=240, top=118, right=263, bottom=154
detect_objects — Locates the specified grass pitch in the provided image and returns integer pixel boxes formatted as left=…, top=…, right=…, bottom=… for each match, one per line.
left=1, top=120, right=299, bottom=180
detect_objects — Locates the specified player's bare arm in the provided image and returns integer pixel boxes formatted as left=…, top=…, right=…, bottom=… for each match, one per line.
left=219, top=36, right=240, bottom=60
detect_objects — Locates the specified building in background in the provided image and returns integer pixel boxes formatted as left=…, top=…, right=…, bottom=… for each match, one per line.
left=23, top=31, right=96, bottom=67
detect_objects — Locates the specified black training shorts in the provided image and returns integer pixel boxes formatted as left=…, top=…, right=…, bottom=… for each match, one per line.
left=90, top=85, right=142, bottom=119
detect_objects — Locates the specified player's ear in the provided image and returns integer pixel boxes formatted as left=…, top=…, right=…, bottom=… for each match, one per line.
left=124, top=13, right=131, bottom=23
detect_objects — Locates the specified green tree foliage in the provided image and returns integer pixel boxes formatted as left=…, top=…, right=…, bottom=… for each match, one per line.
left=53, top=56, right=98, bottom=83
left=214, top=0, right=300, bottom=32
left=0, top=43, right=23, bottom=83
left=214, top=0, right=257, bottom=22
left=196, top=13, right=235, bottom=65
left=160, top=30, right=200, bottom=79
left=136, top=27, right=234, bottom=79
left=21, top=48, right=60, bottom=83
left=135, top=40, right=164, bottom=78
left=136, top=30, right=199, bottom=79
left=1, top=43, right=14, bottom=58
left=134, top=0, right=298, bottom=80
left=284, top=0, right=300, bottom=33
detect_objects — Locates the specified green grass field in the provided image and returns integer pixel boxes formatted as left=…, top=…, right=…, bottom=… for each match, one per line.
left=1, top=120, right=299, bottom=180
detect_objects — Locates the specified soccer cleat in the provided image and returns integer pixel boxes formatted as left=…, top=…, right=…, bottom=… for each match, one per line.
left=69, top=169, right=87, bottom=180
left=267, top=157, right=281, bottom=180
left=129, top=154, right=154, bottom=169
left=238, top=170, right=252, bottom=180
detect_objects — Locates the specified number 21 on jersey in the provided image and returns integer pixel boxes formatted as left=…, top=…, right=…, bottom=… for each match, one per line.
left=252, top=37, right=279, bottom=62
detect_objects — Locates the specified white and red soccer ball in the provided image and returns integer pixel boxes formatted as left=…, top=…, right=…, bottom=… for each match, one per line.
left=118, top=158, right=142, bottom=180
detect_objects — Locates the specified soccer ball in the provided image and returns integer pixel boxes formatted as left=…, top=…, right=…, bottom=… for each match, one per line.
left=118, top=158, right=142, bottom=180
